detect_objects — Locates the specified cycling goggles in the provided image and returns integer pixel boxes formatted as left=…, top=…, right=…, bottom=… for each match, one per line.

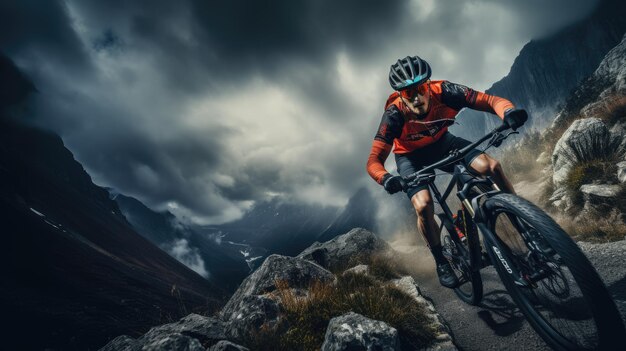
left=399, top=83, right=429, bottom=100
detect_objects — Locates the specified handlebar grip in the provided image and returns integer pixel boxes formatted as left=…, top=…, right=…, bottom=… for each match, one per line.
left=495, top=123, right=509, bottom=133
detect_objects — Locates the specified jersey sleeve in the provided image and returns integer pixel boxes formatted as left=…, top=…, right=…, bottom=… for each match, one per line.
left=368, top=106, right=404, bottom=184
left=374, top=105, right=404, bottom=144
left=441, top=80, right=514, bottom=119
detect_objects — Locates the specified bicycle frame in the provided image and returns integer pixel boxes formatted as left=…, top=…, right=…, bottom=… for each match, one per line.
left=421, top=164, right=500, bottom=274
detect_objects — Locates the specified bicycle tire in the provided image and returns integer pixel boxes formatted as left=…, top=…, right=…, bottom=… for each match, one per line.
left=482, top=194, right=625, bottom=350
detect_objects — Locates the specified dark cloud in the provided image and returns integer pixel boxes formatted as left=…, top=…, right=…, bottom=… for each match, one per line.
left=2, top=0, right=601, bottom=223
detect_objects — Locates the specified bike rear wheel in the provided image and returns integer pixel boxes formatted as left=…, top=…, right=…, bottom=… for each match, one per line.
left=441, top=224, right=483, bottom=305
left=482, top=194, right=625, bottom=350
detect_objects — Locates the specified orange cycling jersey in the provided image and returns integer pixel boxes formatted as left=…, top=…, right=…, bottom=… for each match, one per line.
left=367, top=80, right=514, bottom=184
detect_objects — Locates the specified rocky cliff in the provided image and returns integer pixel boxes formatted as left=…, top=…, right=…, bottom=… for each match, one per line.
left=451, top=0, right=626, bottom=143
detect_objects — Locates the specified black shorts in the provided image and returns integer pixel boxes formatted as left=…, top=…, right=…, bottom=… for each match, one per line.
left=395, top=132, right=483, bottom=199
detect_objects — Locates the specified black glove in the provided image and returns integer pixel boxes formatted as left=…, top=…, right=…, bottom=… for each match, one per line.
left=382, top=174, right=406, bottom=194
left=503, top=108, right=528, bottom=131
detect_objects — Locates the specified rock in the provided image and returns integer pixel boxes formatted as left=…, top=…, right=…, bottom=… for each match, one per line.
left=220, top=255, right=334, bottom=320
left=617, top=161, right=626, bottom=183
left=225, top=295, right=281, bottom=340
left=551, top=118, right=617, bottom=187
left=99, top=335, right=141, bottom=351
left=321, top=312, right=399, bottom=351
left=389, top=277, right=456, bottom=350
left=208, top=340, right=250, bottom=351
left=580, top=184, right=621, bottom=215
left=298, top=228, right=391, bottom=270
left=141, top=333, right=204, bottom=351
left=610, top=121, right=626, bottom=158
left=140, top=314, right=227, bottom=347
left=343, top=264, right=369, bottom=276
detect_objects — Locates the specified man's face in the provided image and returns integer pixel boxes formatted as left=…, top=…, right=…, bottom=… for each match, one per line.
left=399, top=82, right=431, bottom=115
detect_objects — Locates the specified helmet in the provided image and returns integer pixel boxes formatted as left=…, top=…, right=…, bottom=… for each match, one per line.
left=388, top=56, right=431, bottom=91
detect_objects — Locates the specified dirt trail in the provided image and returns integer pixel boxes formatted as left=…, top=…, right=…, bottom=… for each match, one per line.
left=390, top=238, right=626, bottom=351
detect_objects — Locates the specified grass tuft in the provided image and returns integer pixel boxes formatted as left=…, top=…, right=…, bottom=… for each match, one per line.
left=245, top=272, right=437, bottom=351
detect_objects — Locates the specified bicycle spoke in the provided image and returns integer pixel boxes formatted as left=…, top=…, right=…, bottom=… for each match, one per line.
left=493, top=211, right=599, bottom=349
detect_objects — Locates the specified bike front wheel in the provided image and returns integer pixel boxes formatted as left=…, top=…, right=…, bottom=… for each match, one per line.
left=481, top=194, right=625, bottom=351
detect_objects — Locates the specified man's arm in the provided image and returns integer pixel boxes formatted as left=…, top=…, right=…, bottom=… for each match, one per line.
left=367, top=140, right=393, bottom=184
left=440, top=81, right=514, bottom=119
left=366, top=106, right=403, bottom=184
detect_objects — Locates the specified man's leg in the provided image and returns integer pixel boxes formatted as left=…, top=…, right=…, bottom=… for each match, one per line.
left=411, top=189, right=459, bottom=288
left=468, top=154, right=516, bottom=194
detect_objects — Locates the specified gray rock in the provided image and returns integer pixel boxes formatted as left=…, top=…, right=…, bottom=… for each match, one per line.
left=220, top=254, right=334, bottom=320
left=298, top=228, right=391, bottom=269
left=552, top=118, right=618, bottom=187
left=343, top=264, right=369, bottom=276
left=208, top=340, right=250, bottom=351
left=389, top=277, right=456, bottom=350
left=580, top=184, right=621, bottom=215
left=617, top=161, right=626, bottom=183
left=140, top=313, right=226, bottom=346
left=225, top=294, right=281, bottom=340
left=141, top=333, right=204, bottom=351
left=99, top=335, right=141, bottom=351
left=610, top=121, right=626, bottom=158
left=321, top=312, right=399, bottom=351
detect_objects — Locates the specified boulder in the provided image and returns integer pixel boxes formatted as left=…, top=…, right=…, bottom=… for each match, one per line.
left=610, top=121, right=626, bottom=158
left=208, top=340, right=250, bottom=351
left=389, top=277, right=456, bottom=350
left=141, top=333, right=205, bottom=351
left=321, top=312, right=399, bottom=351
left=343, top=264, right=370, bottom=276
left=580, top=184, right=621, bottom=215
left=220, top=254, right=334, bottom=320
left=551, top=118, right=618, bottom=187
left=99, top=314, right=227, bottom=351
left=140, top=314, right=227, bottom=347
left=224, top=295, right=281, bottom=340
left=618, top=161, right=626, bottom=183
left=298, top=228, right=391, bottom=270
left=99, top=335, right=140, bottom=351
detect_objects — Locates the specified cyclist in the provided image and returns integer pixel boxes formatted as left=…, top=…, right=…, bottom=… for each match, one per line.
left=367, top=56, right=527, bottom=288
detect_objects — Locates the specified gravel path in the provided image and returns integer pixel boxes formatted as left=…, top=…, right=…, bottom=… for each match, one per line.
left=405, top=240, right=626, bottom=350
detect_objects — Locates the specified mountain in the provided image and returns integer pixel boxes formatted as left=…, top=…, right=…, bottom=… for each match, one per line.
left=552, top=32, right=626, bottom=127
left=0, top=54, right=225, bottom=350
left=451, top=0, right=626, bottom=141
left=111, top=191, right=250, bottom=291
left=210, top=196, right=339, bottom=257
left=317, top=187, right=378, bottom=242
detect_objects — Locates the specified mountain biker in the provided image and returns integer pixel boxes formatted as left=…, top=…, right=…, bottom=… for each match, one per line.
left=367, top=56, right=527, bottom=288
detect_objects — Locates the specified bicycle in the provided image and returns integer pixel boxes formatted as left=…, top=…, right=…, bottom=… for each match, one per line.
left=398, top=123, right=625, bottom=350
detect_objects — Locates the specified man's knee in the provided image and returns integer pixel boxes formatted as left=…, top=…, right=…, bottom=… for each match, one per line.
left=411, top=190, right=433, bottom=216
left=470, top=154, right=502, bottom=176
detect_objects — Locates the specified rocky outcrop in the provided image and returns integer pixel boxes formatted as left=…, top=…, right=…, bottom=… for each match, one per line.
left=100, top=314, right=227, bottom=350
left=208, top=340, right=250, bottom=351
left=321, top=312, right=399, bottom=351
left=101, top=228, right=455, bottom=350
left=553, top=32, right=626, bottom=128
left=298, top=227, right=392, bottom=270
left=551, top=118, right=618, bottom=187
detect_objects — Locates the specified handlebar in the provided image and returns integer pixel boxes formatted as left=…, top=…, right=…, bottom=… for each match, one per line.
left=403, top=123, right=512, bottom=184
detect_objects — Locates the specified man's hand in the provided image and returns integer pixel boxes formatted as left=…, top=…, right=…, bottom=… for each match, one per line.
left=382, top=174, right=406, bottom=194
left=503, top=108, right=528, bottom=131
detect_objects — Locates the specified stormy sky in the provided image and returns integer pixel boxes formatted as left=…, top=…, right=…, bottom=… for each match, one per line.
left=1, top=0, right=598, bottom=224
